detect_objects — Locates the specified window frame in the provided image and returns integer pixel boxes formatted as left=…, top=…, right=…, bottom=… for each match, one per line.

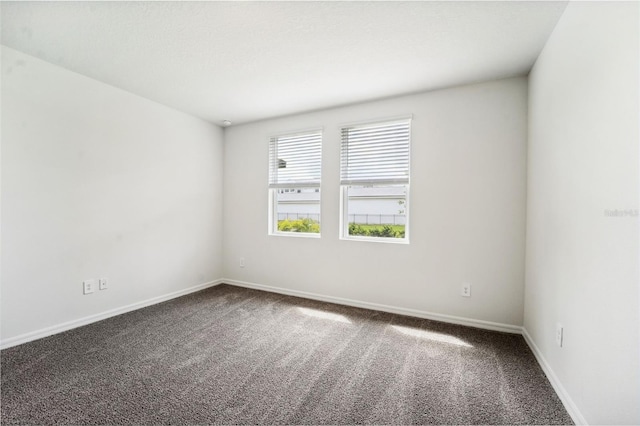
left=268, top=128, right=323, bottom=238
left=339, top=117, right=412, bottom=243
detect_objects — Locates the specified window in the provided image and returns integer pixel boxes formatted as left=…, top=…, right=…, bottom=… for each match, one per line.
left=340, top=118, right=411, bottom=242
left=269, top=129, right=322, bottom=236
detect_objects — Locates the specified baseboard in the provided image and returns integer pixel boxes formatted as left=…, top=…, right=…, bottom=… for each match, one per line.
left=0, top=279, right=224, bottom=350
left=222, top=278, right=523, bottom=334
left=522, top=327, right=587, bottom=425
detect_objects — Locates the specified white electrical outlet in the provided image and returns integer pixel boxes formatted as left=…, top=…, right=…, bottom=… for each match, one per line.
left=99, top=278, right=108, bottom=290
left=83, top=279, right=96, bottom=295
left=461, top=283, right=471, bottom=297
left=556, top=323, right=564, bottom=347
left=240, top=257, right=245, bottom=268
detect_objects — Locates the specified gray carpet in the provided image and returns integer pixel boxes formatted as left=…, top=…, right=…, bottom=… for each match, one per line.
left=1, top=284, right=573, bottom=425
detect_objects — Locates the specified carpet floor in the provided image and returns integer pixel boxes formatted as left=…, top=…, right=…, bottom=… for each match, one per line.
left=1, top=284, right=573, bottom=425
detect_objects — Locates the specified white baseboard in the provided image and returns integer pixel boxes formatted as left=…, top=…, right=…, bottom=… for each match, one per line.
left=222, top=278, right=523, bottom=334
left=522, top=327, right=587, bottom=425
left=0, top=279, right=223, bottom=350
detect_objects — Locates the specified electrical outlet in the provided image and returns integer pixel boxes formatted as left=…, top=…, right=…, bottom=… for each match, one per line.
left=83, top=279, right=96, bottom=295
left=556, top=323, right=564, bottom=347
left=240, top=257, right=245, bottom=268
left=99, top=278, right=108, bottom=290
left=461, top=283, right=471, bottom=297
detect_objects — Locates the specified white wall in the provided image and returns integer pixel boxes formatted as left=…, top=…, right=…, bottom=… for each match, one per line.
left=223, top=77, right=528, bottom=328
left=1, top=46, right=224, bottom=342
left=525, top=2, right=639, bottom=424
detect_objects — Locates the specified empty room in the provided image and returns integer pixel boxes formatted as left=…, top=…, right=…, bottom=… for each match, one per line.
left=1, top=1, right=638, bottom=425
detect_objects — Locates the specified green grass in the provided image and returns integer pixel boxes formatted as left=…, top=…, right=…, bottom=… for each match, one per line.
left=352, top=224, right=404, bottom=233
left=278, top=218, right=320, bottom=233
left=348, top=223, right=405, bottom=238
left=276, top=219, right=405, bottom=237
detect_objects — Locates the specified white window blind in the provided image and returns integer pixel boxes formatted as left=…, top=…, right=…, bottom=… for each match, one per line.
left=340, top=118, right=411, bottom=185
left=269, top=130, right=322, bottom=188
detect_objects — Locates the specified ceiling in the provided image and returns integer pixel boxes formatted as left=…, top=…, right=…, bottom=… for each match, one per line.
left=1, top=1, right=568, bottom=126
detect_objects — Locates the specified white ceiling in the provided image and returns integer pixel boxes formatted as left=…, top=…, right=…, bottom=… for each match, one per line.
left=1, top=1, right=567, bottom=126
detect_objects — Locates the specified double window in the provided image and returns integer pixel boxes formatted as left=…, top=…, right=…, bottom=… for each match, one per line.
left=268, top=129, right=322, bottom=235
left=340, top=118, right=411, bottom=242
left=268, top=117, right=411, bottom=242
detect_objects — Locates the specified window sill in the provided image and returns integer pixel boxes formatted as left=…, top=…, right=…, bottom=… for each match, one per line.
left=339, top=235, right=409, bottom=244
left=269, top=232, right=321, bottom=239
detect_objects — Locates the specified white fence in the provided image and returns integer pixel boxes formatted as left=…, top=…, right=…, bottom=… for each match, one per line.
left=276, top=213, right=405, bottom=225
left=348, top=214, right=406, bottom=225
left=277, top=213, right=320, bottom=222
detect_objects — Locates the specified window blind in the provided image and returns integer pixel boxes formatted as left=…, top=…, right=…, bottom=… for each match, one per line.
left=340, top=119, right=411, bottom=185
left=269, top=130, right=322, bottom=188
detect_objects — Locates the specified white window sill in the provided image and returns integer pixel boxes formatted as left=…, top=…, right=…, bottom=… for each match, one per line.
left=339, top=235, right=409, bottom=244
left=269, top=232, right=321, bottom=239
